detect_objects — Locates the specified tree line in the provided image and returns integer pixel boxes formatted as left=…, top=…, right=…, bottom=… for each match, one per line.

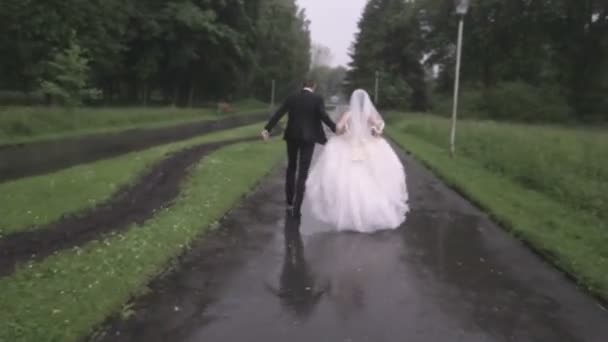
left=308, top=43, right=347, bottom=101
left=347, top=0, right=608, bottom=121
left=0, top=0, right=311, bottom=106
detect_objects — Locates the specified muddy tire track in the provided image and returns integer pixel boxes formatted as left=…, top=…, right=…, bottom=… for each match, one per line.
left=0, top=136, right=259, bottom=277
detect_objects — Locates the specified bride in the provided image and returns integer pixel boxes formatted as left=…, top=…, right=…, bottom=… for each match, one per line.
left=302, top=89, right=409, bottom=233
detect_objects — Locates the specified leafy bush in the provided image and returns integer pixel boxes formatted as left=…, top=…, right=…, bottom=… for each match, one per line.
left=482, top=82, right=571, bottom=122
left=39, top=39, right=98, bottom=107
left=430, top=82, right=572, bottom=123
left=381, top=76, right=413, bottom=110
left=431, top=89, right=486, bottom=119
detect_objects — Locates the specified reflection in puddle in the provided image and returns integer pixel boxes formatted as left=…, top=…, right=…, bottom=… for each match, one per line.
left=268, top=218, right=325, bottom=320
left=276, top=208, right=587, bottom=341
left=277, top=215, right=407, bottom=323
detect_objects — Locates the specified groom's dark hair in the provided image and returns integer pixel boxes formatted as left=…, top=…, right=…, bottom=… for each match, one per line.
left=303, top=80, right=316, bottom=88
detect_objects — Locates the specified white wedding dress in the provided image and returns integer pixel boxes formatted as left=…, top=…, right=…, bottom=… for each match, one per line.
left=301, top=90, right=409, bottom=233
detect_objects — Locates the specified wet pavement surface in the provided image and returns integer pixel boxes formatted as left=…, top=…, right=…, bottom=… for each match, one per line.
left=95, top=147, right=608, bottom=342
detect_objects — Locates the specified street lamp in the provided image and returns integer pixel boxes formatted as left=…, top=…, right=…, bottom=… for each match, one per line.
left=450, top=0, right=470, bottom=157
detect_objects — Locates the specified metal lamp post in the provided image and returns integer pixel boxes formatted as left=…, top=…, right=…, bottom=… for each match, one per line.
left=374, top=70, right=380, bottom=105
left=270, top=79, right=276, bottom=109
left=450, top=0, right=470, bottom=157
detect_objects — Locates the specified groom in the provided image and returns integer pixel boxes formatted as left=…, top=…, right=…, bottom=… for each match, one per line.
left=262, top=80, right=337, bottom=218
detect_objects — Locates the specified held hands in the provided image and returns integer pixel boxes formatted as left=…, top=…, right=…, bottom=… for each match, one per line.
left=371, top=126, right=383, bottom=137
left=335, top=125, right=382, bottom=136
left=261, top=129, right=270, bottom=142
left=371, top=120, right=385, bottom=137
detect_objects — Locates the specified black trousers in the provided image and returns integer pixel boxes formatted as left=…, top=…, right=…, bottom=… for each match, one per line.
left=285, top=139, right=315, bottom=213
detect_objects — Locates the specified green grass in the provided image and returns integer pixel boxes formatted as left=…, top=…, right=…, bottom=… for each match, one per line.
left=390, top=114, right=608, bottom=220
left=388, top=115, right=608, bottom=300
left=0, top=123, right=267, bottom=236
left=0, top=140, right=283, bottom=342
left=0, top=99, right=267, bottom=144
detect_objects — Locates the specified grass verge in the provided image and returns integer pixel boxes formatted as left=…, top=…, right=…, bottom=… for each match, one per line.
left=389, top=114, right=608, bottom=220
left=0, top=140, right=283, bottom=342
left=0, top=123, right=267, bottom=236
left=0, top=99, right=266, bottom=144
left=388, top=121, right=608, bottom=302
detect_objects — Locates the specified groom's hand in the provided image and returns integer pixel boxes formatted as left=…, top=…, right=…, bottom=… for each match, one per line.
left=261, top=129, right=270, bottom=141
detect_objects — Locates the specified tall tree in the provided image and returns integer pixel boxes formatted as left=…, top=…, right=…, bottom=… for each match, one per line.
left=310, top=65, right=347, bottom=98
left=0, top=0, right=312, bottom=106
left=417, top=0, right=608, bottom=119
left=252, top=0, right=311, bottom=101
left=311, top=43, right=333, bottom=68
left=346, top=0, right=429, bottom=110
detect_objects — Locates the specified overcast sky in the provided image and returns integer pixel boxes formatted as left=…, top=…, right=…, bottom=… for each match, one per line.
left=297, top=0, right=368, bottom=67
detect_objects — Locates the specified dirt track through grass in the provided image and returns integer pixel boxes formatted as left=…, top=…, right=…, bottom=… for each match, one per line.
left=0, top=140, right=284, bottom=342
left=0, top=137, right=258, bottom=277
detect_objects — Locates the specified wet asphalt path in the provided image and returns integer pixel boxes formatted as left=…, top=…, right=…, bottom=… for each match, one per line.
left=96, top=146, right=608, bottom=342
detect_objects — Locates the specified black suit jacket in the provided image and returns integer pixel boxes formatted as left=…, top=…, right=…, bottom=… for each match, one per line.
left=265, top=89, right=337, bottom=144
